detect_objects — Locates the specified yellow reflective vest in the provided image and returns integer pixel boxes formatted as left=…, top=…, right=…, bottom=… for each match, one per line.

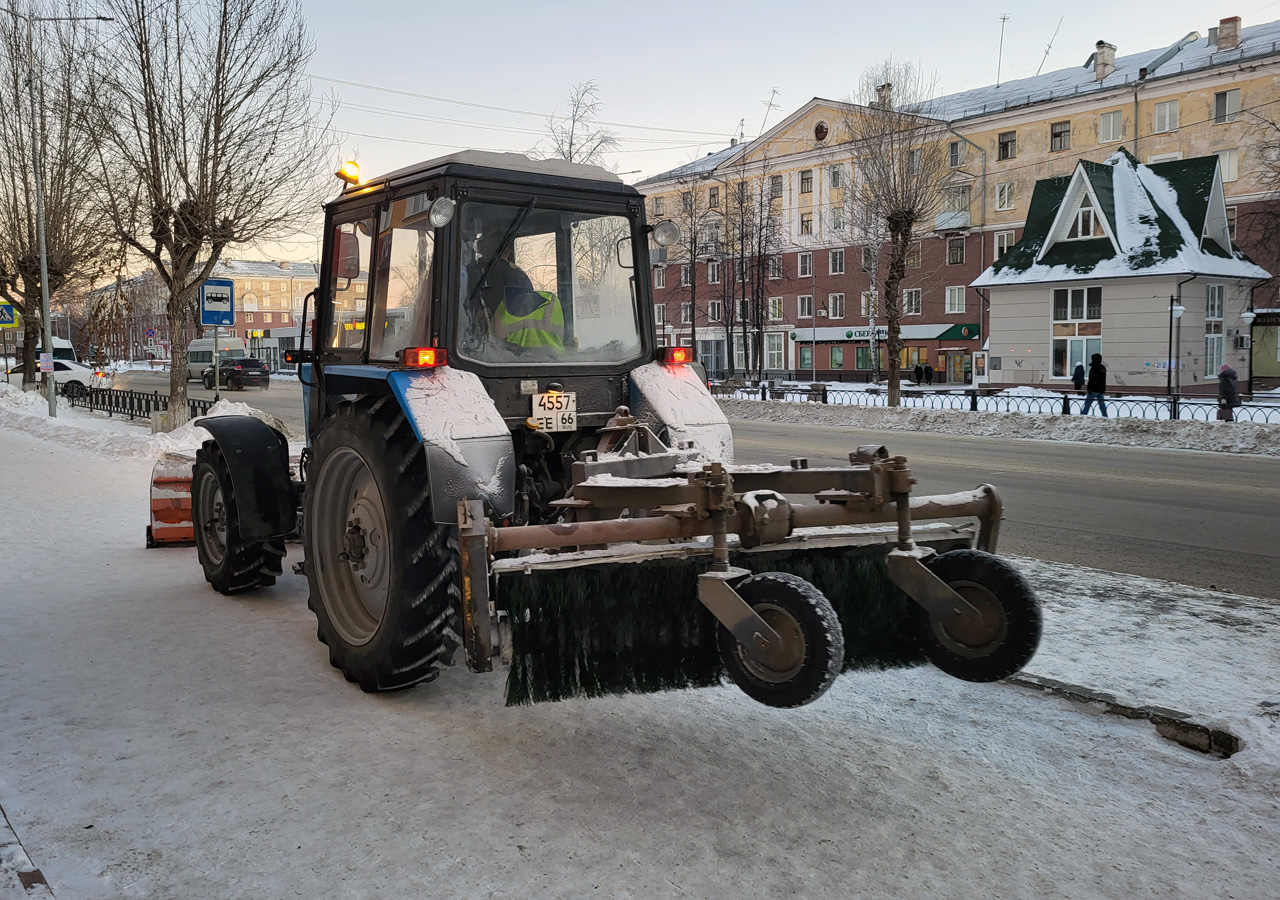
left=493, top=290, right=564, bottom=349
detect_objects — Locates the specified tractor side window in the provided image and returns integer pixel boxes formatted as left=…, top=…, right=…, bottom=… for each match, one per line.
left=369, top=194, right=435, bottom=360
left=324, top=217, right=374, bottom=352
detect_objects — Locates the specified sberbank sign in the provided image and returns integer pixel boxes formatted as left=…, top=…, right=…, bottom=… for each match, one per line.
left=844, top=327, right=888, bottom=340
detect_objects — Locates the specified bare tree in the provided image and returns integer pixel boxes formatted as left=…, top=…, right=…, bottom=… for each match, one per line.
left=535, top=80, right=619, bottom=167
left=665, top=173, right=723, bottom=368
left=89, top=0, right=334, bottom=426
left=0, top=3, right=112, bottom=390
left=841, top=62, right=950, bottom=405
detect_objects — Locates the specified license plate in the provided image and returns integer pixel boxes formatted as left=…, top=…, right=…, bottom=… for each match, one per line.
left=532, top=392, right=577, bottom=432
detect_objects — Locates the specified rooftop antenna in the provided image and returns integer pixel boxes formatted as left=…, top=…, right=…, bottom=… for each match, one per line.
left=758, top=88, right=781, bottom=137
left=1036, top=16, right=1064, bottom=76
left=996, top=14, right=1010, bottom=86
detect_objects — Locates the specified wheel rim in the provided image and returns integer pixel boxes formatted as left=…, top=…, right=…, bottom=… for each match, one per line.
left=931, top=580, right=1008, bottom=657
left=734, top=602, right=806, bottom=683
left=313, top=446, right=392, bottom=646
left=196, top=470, right=227, bottom=565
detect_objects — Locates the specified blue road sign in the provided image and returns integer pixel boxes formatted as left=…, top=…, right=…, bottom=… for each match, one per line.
left=200, top=279, right=235, bottom=327
left=0, top=302, right=16, bottom=328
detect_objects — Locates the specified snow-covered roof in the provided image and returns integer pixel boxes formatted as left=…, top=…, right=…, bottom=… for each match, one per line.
left=936, top=20, right=1280, bottom=121
left=636, top=144, right=743, bottom=188
left=972, top=149, right=1271, bottom=287
left=210, top=260, right=318, bottom=279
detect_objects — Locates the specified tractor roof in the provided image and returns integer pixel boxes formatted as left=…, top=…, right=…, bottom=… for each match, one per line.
left=351, top=151, right=626, bottom=194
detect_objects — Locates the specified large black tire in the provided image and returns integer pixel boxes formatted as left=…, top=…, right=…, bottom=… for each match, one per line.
left=716, top=572, right=845, bottom=708
left=192, top=441, right=285, bottom=594
left=304, top=396, right=462, bottom=692
left=202, top=374, right=213, bottom=390
left=910, top=549, right=1041, bottom=682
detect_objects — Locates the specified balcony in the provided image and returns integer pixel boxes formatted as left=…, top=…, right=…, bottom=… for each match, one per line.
left=934, top=210, right=971, bottom=230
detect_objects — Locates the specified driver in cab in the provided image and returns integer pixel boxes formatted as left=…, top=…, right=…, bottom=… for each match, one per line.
left=469, top=229, right=564, bottom=351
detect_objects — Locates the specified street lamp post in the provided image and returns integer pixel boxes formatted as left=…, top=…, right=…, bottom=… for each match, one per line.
left=1167, top=297, right=1185, bottom=417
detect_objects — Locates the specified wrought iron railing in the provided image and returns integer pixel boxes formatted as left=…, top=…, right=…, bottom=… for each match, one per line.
left=69, top=387, right=214, bottom=422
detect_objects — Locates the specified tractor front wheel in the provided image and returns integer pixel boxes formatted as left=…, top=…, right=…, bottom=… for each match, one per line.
left=304, top=397, right=462, bottom=692
left=910, top=549, right=1041, bottom=682
left=192, top=441, right=285, bottom=593
left=717, top=572, right=844, bottom=708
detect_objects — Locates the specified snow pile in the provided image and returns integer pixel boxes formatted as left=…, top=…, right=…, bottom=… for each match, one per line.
left=718, top=397, right=1280, bottom=457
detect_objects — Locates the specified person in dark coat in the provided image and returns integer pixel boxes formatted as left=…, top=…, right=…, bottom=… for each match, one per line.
left=1218, top=364, right=1241, bottom=421
left=924, top=363, right=934, bottom=385
left=1071, top=362, right=1086, bottom=393
left=1080, top=353, right=1108, bottom=417
left=913, top=363, right=924, bottom=385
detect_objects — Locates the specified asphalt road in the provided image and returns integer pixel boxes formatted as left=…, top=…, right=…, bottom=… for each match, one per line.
left=112, top=369, right=1280, bottom=599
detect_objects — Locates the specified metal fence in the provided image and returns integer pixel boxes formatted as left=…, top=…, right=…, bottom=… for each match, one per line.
left=70, top=387, right=214, bottom=422
left=712, top=382, right=1280, bottom=424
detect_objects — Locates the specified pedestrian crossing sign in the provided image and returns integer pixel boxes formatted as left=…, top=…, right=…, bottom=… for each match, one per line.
left=0, top=302, right=15, bottom=328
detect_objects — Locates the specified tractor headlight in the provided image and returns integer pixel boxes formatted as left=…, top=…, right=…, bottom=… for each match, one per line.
left=651, top=220, right=681, bottom=247
left=429, top=197, right=456, bottom=228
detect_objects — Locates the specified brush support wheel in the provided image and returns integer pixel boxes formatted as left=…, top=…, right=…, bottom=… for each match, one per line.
left=910, top=549, right=1041, bottom=682
left=716, top=572, right=844, bottom=708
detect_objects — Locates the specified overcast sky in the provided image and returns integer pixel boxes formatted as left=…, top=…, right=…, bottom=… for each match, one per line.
left=300, top=0, right=1277, bottom=185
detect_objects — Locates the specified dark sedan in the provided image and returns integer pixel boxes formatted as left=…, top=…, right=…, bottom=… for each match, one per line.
left=202, top=357, right=270, bottom=390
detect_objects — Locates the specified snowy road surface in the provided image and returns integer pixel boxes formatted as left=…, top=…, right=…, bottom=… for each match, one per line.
left=1, top=421, right=1278, bottom=898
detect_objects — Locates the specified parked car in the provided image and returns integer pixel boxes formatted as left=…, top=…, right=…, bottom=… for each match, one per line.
left=5, top=360, right=110, bottom=397
left=202, top=356, right=270, bottom=391
left=185, top=337, right=247, bottom=380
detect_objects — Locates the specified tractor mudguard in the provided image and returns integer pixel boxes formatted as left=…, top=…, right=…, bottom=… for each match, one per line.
left=386, top=368, right=515, bottom=521
left=628, top=361, right=734, bottom=463
left=195, top=415, right=297, bottom=539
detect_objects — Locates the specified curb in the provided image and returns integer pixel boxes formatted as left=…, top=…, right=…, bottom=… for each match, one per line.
left=0, top=805, right=53, bottom=899
left=1009, top=673, right=1240, bottom=758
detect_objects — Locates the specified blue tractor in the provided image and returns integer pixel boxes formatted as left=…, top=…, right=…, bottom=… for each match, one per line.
left=190, top=152, right=1040, bottom=706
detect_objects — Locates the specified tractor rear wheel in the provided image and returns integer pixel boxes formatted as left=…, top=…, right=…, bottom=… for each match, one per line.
left=910, top=549, right=1041, bottom=682
left=192, top=441, right=285, bottom=593
left=716, top=572, right=844, bottom=708
left=304, top=397, right=462, bottom=692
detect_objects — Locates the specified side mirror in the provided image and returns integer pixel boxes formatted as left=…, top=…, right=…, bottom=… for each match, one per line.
left=334, top=229, right=362, bottom=279
left=615, top=235, right=634, bottom=269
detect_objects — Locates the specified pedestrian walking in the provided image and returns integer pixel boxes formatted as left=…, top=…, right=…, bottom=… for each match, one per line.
left=1080, top=353, right=1108, bottom=417
left=924, top=363, right=934, bottom=386
left=913, top=363, right=924, bottom=385
left=1217, top=363, right=1241, bottom=421
left=1071, top=362, right=1086, bottom=393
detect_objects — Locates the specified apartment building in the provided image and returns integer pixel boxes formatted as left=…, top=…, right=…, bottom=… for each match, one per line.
left=640, top=14, right=1280, bottom=383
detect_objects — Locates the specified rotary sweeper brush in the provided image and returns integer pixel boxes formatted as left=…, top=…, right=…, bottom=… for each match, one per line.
left=174, top=151, right=1041, bottom=710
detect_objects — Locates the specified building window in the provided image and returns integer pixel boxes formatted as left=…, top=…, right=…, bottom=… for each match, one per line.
left=653, top=197, right=665, bottom=216
left=828, top=293, right=845, bottom=318
left=680, top=264, right=692, bottom=286
left=861, top=247, right=875, bottom=271
left=947, top=237, right=965, bottom=265
left=1050, top=121, right=1071, bottom=152
left=770, top=175, right=783, bottom=198
left=829, top=248, right=845, bottom=275
left=708, top=299, right=722, bottom=321
left=736, top=181, right=748, bottom=203
left=995, top=182, right=1015, bottom=211
left=738, top=298, right=750, bottom=321
left=1206, top=284, right=1225, bottom=376
left=1154, top=100, right=1179, bottom=133
left=708, top=186, right=720, bottom=208
left=654, top=303, right=665, bottom=324
left=798, top=252, right=812, bottom=277
left=998, top=131, right=1017, bottom=160
left=734, top=259, right=748, bottom=282
left=766, top=333, right=784, bottom=370
left=1052, top=286, right=1103, bottom=322
left=800, top=212, right=813, bottom=235
left=799, top=345, right=812, bottom=370
left=1148, top=152, right=1182, bottom=164
left=768, top=297, right=783, bottom=320
left=995, top=230, right=1016, bottom=258
left=263, top=312, right=273, bottom=323
left=829, top=166, right=843, bottom=188
left=800, top=169, right=813, bottom=193
left=860, top=291, right=878, bottom=318
left=907, top=148, right=922, bottom=175
left=680, top=301, right=692, bottom=324
left=1214, top=89, right=1241, bottom=125
left=902, top=288, right=922, bottom=316
left=1226, top=206, right=1238, bottom=241
left=680, top=191, right=692, bottom=212
left=906, top=242, right=921, bottom=268
left=798, top=295, right=814, bottom=318
left=280, top=313, right=289, bottom=324
left=832, top=210, right=846, bottom=232
left=654, top=267, right=666, bottom=289
left=945, top=286, right=965, bottom=314
left=949, top=140, right=965, bottom=167
left=768, top=255, right=782, bottom=279
left=948, top=184, right=971, bottom=212
left=830, top=346, right=844, bottom=369
left=1099, top=110, right=1122, bottom=142
left=707, top=259, right=721, bottom=284
left=1218, top=149, right=1239, bottom=183
left=1066, top=195, right=1104, bottom=239
left=245, top=313, right=254, bottom=323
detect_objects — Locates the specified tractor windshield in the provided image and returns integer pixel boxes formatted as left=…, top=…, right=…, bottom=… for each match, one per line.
left=456, top=200, right=644, bottom=367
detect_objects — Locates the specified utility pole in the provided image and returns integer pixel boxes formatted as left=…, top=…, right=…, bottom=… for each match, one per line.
left=3, top=6, right=113, bottom=416
left=997, top=14, right=1010, bottom=87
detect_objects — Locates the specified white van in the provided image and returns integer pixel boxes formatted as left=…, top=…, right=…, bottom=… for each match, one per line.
left=186, top=337, right=247, bottom=381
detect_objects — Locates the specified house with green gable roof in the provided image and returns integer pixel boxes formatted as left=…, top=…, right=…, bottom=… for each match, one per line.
left=972, top=149, right=1268, bottom=394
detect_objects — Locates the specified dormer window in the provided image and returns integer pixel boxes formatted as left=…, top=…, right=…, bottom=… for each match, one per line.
left=1066, top=196, right=1104, bottom=239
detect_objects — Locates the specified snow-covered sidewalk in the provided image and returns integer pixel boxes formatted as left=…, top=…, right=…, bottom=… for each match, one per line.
left=0, top=423, right=1277, bottom=898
